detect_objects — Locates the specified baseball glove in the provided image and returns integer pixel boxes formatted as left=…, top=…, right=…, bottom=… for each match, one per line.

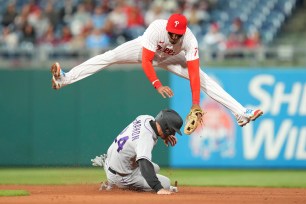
left=184, top=106, right=204, bottom=135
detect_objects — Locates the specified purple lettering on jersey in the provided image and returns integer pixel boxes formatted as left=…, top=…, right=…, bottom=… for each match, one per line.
left=132, top=119, right=141, bottom=141
left=116, top=136, right=129, bottom=152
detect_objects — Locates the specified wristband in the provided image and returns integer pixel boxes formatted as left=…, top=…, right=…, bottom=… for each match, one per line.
left=152, top=79, right=162, bottom=89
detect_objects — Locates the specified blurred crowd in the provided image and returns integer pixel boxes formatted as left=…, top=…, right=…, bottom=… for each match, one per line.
left=0, top=0, right=261, bottom=56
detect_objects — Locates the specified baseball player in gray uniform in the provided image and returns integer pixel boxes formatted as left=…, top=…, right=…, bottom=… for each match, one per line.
left=51, top=13, right=263, bottom=128
left=91, top=109, right=183, bottom=195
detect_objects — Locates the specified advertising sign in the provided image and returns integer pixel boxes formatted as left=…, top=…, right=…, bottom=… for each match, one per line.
left=170, top=69, right=306, bottom=168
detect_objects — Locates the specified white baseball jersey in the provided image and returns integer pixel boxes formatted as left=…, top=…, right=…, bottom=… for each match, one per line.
left=141, top=19, right=199, bottom=62
left=61, top=18, right=247, bottom=119
left=107, top=115, right=158, bottom=174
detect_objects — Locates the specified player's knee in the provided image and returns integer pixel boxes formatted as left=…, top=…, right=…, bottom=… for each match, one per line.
left=153, top=163, right=160, bottom=173
left=158, top=175, right=170, bottom=189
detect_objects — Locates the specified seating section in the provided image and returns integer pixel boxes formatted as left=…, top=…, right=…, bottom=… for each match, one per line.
left=0, top=0, right=298, bottom=57
left=208, top=0, right=296, bottom=44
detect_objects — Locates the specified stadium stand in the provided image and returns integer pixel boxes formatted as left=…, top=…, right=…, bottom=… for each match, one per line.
left=0, top=0, right=304, bottom=67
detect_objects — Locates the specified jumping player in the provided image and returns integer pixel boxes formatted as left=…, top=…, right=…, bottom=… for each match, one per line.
left=51, top=13, right=263, bottom=127
left=91, top=109, right=183, bottom=194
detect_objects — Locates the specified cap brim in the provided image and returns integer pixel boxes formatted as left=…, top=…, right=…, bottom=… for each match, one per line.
left=166, top=27, right=186, bottom=35
left=174, top=128, right=182, bottom=135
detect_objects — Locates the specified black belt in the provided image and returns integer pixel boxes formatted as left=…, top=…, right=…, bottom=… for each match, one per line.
left=108, top=167, right=129, bottom=177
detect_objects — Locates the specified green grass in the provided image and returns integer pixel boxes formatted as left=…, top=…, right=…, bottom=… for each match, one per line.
left=0, top=168, right=306, bottom=188
left=0, top=190, right=30, bottom=196
left=163, top=169, right=306, bottom=188
left=0, top=168, right=105, bottom=185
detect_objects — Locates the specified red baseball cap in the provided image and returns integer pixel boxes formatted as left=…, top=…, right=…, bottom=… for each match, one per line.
left=166, top=14, right=187, bottom=35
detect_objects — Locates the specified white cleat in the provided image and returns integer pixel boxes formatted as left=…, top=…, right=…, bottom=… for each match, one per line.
left=236, top=116, right=250, bottom=127
left=236, top=109, right=263, bottom=127
left=244, top=109, right=263, bottom=121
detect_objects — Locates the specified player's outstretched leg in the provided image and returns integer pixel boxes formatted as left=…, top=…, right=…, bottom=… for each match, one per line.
left=50, top=38, right=143, bottom=90
left=161, top=62, right=263, bottom=127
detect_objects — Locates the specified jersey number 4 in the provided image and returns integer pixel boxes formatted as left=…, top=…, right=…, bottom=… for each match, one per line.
left=115, top=136, right=129, bottom=152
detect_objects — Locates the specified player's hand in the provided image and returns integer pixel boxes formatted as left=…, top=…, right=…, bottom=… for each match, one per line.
left=157, top=86, right=174, bottom=98
left=157, top=189, right=172, bottom=195
left=163, top=135, right=177, bottom=147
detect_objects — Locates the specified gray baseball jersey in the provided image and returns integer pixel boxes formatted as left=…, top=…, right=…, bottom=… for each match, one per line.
left=104, top=115, right=171, bottom=191
left=107, top=115, right=157, bottom=174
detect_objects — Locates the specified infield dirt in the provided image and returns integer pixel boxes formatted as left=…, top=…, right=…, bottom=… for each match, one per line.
left=1, top=184, right=305, bottom=204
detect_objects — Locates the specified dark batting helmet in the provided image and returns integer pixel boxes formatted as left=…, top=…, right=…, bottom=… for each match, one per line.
left=155, top=109, right=183, bottom=136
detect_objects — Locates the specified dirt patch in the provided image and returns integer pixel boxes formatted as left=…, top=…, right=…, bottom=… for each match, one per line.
left=0, top=184, right=305, bottom=204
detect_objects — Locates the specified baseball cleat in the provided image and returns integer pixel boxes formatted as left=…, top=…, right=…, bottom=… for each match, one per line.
left=51, top=76, right=61, bottom=90
left=50, top=62, right=62, bottom=79
left=236, top=116, right=250, bottom=127
left=244, top=109, right=263, bottom=121
left=91, top=154, right=107, bottom=167
left=50, top=62, right=65, bottom=90
left=236, top=109, right=263, bottom=127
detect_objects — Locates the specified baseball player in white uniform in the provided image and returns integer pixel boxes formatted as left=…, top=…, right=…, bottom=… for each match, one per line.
left=51, top=13, right=263, bottom=127
left=91, top=109, right=183, bottom=194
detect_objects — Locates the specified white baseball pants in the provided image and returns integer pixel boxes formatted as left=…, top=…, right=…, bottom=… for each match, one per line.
left=60, top=37, right=246, bottom=116
left=103, top=158, right=171, bottom=191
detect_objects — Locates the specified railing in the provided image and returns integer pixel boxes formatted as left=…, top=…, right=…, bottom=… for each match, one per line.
left=0, top=45, right=305, bottom=69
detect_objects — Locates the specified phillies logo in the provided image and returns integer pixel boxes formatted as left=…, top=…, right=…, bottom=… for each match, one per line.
left=157, top=45, right=176, bottom=55
left=174, top=21, right=179, bottom=27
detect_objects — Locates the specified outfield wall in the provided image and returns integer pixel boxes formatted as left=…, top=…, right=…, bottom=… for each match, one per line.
left=0, top=69, right=170, bottom=166
left=1, top=68, right=305, bottom=168
left=171, top=68, right=306, bottom=168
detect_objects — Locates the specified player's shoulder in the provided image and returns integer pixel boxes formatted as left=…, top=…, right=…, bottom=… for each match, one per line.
left=148, top=19, right=167, bottom=28
left=184, top=27, right=197, bottom=40
left=182, top=27, right=198, bottom=46
left=135, top=115, right=154, bottom=123
left=134, top=115, right=155, bottom=135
